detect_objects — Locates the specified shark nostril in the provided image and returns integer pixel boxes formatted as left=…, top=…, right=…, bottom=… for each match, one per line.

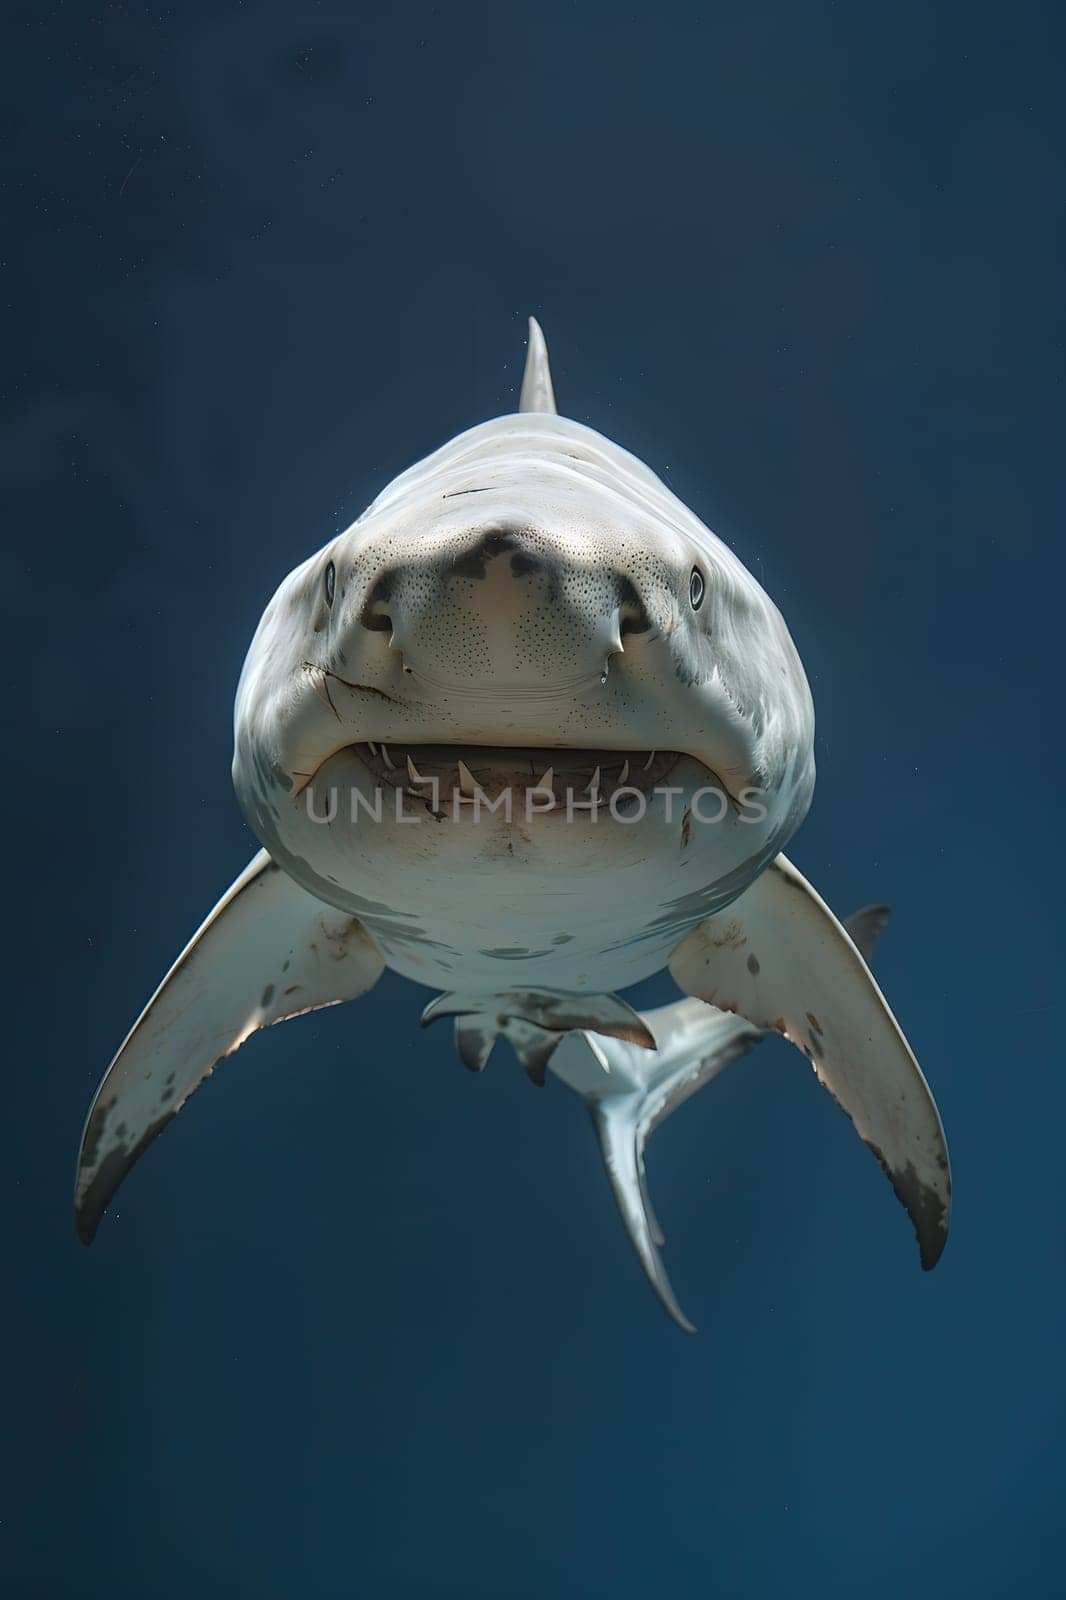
left=360, top=571, right=396, bottom=635
left=619, top=604, right=653, bottom=639
left=617, top=578, right=653, bottom=639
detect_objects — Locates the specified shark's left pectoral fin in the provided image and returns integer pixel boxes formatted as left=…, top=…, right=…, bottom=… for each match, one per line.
left=75, top=850, right=385, bottom=1244
left=668, top=855, right=951, bottom=1269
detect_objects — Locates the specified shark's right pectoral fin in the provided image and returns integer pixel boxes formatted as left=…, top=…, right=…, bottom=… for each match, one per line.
left=75, top=850, right=385, bottom=1244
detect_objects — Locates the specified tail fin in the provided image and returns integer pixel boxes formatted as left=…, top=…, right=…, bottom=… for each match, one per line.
left=548, top=906, right=892, bottom=1330
left=550, top=1003, right=761, bottom=1330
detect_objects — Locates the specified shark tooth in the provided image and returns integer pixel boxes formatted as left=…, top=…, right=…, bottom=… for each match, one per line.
left=533, top=766, right=555, bottom=792
left=380, top=743, right=396, bottom=770
left=586, top=766, right=601, bottom=795
left=643, top=750, right=656, bottom=770
left=406, top=755, right=427, bottom=786
left=456, top=759, right=477, bottom=797
left=367, top=740, right=378, bottom=755
left=617, top=759, right=630, bottom=785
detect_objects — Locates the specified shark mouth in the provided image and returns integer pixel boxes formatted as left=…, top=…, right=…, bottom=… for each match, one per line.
left=353, top=742, right=685, bottom=807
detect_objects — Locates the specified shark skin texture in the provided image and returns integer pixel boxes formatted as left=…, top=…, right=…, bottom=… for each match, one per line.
left=75, top=322, right=949, bottom=1328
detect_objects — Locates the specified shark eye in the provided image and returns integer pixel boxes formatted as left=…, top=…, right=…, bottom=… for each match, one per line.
left=324, top=561, right=336, bottom=608
left=689, top=567, right=705, bottom=610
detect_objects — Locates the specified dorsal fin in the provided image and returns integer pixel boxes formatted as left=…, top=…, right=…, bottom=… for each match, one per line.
left=843, top=904, right=891, bottom=965
left=519, top=316, right=557, bottom=414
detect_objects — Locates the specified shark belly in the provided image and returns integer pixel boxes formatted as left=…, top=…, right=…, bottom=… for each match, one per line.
left=252, top=750, right=802, bottom=995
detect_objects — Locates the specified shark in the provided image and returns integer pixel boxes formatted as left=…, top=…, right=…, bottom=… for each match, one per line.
left=75, top=320, right=950, bottom=1329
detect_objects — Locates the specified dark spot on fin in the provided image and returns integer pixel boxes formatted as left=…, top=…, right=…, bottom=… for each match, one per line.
left=76, top=1112, right=175, bottom=1246
left=862, top=1142, right=949, bottom=1270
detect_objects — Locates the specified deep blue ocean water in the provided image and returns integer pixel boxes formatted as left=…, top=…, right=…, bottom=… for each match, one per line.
left=3, top=4, right=1063, bottom=1595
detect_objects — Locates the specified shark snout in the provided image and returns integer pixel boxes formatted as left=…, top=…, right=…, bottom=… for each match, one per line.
left=355, top=525, right=645, bottom=693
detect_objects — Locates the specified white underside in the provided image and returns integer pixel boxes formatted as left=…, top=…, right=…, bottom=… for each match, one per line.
left=266, top=749, right=802, bottom=993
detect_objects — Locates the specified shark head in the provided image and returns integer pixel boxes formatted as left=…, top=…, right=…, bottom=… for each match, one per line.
left=232, top=322, right=815, bottom=986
